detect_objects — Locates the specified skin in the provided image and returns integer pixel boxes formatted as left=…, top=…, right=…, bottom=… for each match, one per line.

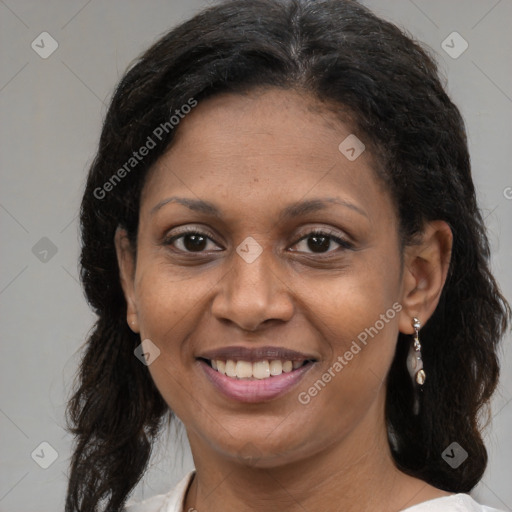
left=116, top=88, right=453, bottom=512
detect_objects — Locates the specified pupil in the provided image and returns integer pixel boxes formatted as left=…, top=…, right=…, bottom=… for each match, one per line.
left=182, top=234, right=331, bottom=253
left=308, top=235, right=329, bottom=253
left=184, top=234, right=206, bottom=251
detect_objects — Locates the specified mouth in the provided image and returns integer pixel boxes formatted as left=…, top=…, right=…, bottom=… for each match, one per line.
left=198, top=357, right=314, bottom=380
left=196, top=346, right=318, bottom=403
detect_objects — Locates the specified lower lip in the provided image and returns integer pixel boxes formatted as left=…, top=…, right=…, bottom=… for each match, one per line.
left=198, top=360, right=315, bottom=403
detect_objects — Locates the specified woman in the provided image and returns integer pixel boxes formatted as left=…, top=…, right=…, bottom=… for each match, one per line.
left=65, top=1, right=511, bottom=511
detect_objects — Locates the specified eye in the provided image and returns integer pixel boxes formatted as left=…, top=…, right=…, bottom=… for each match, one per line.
left=164, top=228, right=222, bottom=253
left=291, top=229, right=353, bottom=254
left=164, top=227, right=353, bottom=255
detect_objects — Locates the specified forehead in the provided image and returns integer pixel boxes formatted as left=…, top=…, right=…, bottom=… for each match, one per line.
left=140, top=88, right=393, bottom=227
left=161, top=88, right=360, bottom=166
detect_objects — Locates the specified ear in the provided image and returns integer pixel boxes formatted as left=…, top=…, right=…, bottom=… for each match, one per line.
left=398, top=220, right=453, bottom=334
left=114, top=226, right=140, bottom=333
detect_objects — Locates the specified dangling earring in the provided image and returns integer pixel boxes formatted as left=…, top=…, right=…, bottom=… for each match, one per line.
left=407, top=317, right=425, bottom=415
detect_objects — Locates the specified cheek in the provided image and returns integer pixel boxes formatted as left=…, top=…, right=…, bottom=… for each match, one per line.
left=133, top=257, right=212, bottom=338
left=131, top=259, right=225, bottom=410
left=294, top=311, right=399, bottom=450
left=304, top=247, right=401, bottom=347
left=132, top=267, right=199, bottom=417
left=131, top=264, right=196, bottom=380
left=296, top=250, right=402, bottom=409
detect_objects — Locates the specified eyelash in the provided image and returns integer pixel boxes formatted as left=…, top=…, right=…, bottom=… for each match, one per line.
left=163, top=227, right=353, bottom=255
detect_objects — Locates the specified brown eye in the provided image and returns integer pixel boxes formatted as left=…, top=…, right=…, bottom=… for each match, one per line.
left=165, top=229, right=222, bottom=253
left=292, top=230, right=352, bottom=254
left=179, top=233, right=208, bottom=252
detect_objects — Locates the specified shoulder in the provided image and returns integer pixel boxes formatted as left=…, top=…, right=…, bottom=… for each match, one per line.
left=124, top=471, right=195, bottom=512
left=401, top=493, right=505, bottom=512
left=124, top=493, right=168, bottom=512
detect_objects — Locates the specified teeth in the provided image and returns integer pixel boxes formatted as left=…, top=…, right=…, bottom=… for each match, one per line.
left=282, top=361, right=293, bottom=373
left=225, top=360, right=237, bottom=378
left=217, top=360, right=226, bottom=375
left=253, top=361, right=270, bottom=379
left=235, top=360, right=253, bottom=379
left=210, top=359, right=307, bottom=379
left=269, top=360, right=282, bottom=376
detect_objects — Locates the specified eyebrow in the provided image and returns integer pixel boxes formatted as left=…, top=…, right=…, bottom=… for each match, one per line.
left=150, top=196, right=368, bottom=220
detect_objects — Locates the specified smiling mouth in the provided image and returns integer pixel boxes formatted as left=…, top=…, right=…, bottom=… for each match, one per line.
left=198, top=358, right=315, bottom=380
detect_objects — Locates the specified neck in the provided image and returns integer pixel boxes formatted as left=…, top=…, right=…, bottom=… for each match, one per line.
left=182, top=393, right=445, bottom=512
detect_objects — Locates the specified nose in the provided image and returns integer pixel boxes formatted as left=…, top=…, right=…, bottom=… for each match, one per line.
left=210, top=244, right=294, bottom=332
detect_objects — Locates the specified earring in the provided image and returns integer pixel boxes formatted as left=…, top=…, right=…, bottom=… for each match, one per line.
left=407, top=317, right=425, bottom=415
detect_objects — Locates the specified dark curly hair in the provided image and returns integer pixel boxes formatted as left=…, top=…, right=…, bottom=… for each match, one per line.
left=65, top=0, right=511, bottom=510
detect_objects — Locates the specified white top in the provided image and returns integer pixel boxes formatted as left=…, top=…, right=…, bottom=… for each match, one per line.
left=124, top=471, right=504, bottom=512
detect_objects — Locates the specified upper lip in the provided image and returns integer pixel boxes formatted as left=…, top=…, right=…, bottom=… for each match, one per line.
left=198, top=346, right=318, bottom=363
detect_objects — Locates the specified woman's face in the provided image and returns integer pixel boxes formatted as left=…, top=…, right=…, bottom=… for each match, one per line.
left=119, top=88, right=414, bottom=467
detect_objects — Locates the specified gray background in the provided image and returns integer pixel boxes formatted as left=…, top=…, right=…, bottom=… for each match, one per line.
left=0, top=0, right=511, bottom=510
